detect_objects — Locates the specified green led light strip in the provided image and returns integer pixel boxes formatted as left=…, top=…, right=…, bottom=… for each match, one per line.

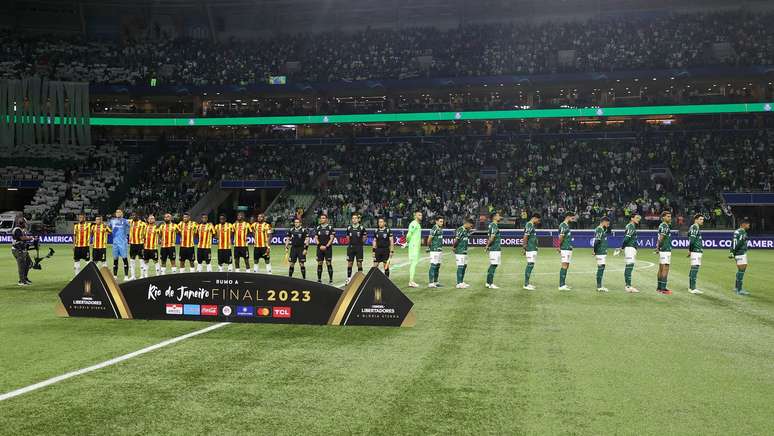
left=6, top=103, right=773, bottom=127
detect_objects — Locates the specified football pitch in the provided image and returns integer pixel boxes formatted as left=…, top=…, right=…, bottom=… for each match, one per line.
left=1, top=245, right=773, bottom=435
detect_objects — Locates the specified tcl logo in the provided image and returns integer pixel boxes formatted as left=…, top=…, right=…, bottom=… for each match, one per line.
left=273, top=306, right=292, bottom=318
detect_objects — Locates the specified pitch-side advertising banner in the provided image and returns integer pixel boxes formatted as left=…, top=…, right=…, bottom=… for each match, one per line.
left=11, top=229, right=774, bottom=249
left=57, top=263, right=415, bottom=327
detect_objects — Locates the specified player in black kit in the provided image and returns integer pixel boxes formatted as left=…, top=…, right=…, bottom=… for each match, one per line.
left=372, top=217, right=394, bottom=277
left=345, top=212, right=368, bottom=284
left=285, top=218, right=309, bottom=279
left=314, top=214, right=335, bottom=284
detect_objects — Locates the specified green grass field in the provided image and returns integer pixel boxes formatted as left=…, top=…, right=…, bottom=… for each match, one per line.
left=1, top=245, right=773, bottom=435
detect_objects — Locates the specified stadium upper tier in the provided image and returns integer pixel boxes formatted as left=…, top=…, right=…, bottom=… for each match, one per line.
left=2, top=11, right=772, bottom=86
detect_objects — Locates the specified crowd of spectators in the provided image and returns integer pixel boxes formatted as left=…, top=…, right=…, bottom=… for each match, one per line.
left=312, top=130, right=772, bottom=229
left=2, top=11, right=772, bottom=85
left=123, top=141, right=334, bottom=215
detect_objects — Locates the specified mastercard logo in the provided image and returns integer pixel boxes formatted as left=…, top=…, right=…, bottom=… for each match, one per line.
left=256, top=307, right=271, bottom=317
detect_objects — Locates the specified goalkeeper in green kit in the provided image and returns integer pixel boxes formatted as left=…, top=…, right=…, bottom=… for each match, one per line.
left=403, top=211, right=423, bottom=288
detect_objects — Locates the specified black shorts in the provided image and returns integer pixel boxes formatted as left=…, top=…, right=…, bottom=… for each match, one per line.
left=217, top=249, right=232, bottom=265
left=289, top=246, right=306, bottom=263
left=92, top=248, right=106, bottom=262
left=347, top=245, right=364, bottom=262
left=254, top=246, right=270, bottom=261
left=143, top=249, right=158, bottom=262
left=197, top=247, right=212, bottom=263
left=316, top=245, right=333, bottom=261
left=73, top=246, right=90, bottom=261
left=179, top=247, right=195, bottom=262
left=374, top=247, right=391, bottom=263
left=234, top=246, right=249, bottom=259
left=160, top=247, right=176, bottom=262
left=130, top=243, right=144, bottom=259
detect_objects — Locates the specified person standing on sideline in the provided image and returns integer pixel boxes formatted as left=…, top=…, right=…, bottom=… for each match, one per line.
left=12, top=217, right=34, bottom=286
left=522, top=213, right=541, bottom=291
left=403, top=211, right=423, bottom=288
left=485, top=212, right=502, bottom=289
left=427, top=216, right=445, bottom=288
left=109, top=209, right=130, bottom=280
left=593, top=217, right=611, bottom=292
left=730, top=218, right=751, bottom=296
left=557, top=211, right=577, bottom=291
left=655, top=211, right=673, bottom=295
left=687, top=214, right=705, bottom=294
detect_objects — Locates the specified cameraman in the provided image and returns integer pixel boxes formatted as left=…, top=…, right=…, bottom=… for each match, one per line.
left=11, top=217, right=34, bottom=286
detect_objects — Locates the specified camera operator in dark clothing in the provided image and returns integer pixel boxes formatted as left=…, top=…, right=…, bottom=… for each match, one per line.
left=12, top=217, right=34, bottom=286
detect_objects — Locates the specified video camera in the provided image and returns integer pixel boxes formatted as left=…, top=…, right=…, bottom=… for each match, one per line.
left=14, top=237, right=56, bottom=270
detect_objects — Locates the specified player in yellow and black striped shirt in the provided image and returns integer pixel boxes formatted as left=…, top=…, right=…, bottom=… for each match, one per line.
left=73, top=212, right=91, bottom=276
left=213, top=214, right=234, bottom=272
left=196, top=213, right=215, bottom=272
left=233, top=212, right=251, bottom=272
left=90, top=216, right=112, bottom=269
left=251, top=213, right=273, bottom=274
left=178, top=212, right=198, bottom=273
left=128, top=211, right=147, bottom=279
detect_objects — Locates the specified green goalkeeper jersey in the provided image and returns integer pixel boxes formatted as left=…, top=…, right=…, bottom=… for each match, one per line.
left=558, top=221, right=573, bottom=250
left=731, top=228, right=748, bottom=256
left=622, top=222, right=638, bottom=248
left=658, top=222, right=672, bottom=252
left=487, top=222, right=501, bottom=251
left=593, top=225, right=608, bottom=255
left=524, top=221, right=538, bottom=251
left=406, top=220, right=422, bottom=253
left=688, top=223, right=703, bottom=253
left=454, top=226, right=471, bottom=255
left=429, top=225, right=443, bottom=252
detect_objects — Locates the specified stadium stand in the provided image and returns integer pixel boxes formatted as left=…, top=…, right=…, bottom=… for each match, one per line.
left=107, top=128, right=772, bottom=229
left=2, top=11, right=772, bottom=85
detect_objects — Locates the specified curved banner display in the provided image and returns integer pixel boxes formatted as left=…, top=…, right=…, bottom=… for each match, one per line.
left=56, top=262, right=415, bottom=327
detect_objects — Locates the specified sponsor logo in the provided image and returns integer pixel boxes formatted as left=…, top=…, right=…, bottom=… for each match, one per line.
left=165, top=304, right=183, bottom=315
left=221, top=306, right=233, bottom=316
left=273, top=306, right=292, bottom=318
left=236, top=306, right=255, bottom=317
left=256, top=306, right=271, bottom=317
left=183, top=304, right=200, bottom=315
left=200, top=305, right=218, bottom=316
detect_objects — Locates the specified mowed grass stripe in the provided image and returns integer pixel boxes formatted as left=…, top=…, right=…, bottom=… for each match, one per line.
left=1, top=247, right=773, bottom=435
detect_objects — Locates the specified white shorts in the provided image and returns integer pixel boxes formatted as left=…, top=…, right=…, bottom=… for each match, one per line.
left=488, top=250, right=501, bottom=265
left=659, top=251, right=672, bottom=265
left=690, top=252, right=703, bottom=266
left=624, top=247, right=637, bottom=264
left=560, top=250, right=573, bottom=264
left=525, top=251, right=537, bottom=263
left=430, top=251, right=442, bottom=264
left=735, top=254, right=748, bottom=265
left=596, top=255, right=607, bottom=266
left=455, top=254, right=467, bottom=266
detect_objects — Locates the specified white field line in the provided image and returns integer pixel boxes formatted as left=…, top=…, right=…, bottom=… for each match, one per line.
left=0, top=322, right=230, bottom=402
left=0, top=255, right=430, bottom=402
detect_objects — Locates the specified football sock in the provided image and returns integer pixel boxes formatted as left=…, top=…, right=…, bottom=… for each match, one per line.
left=596, top=265, right=605, bottom=288
left=524, top=263, right=534, bottom=285
left=624, top=264, right=633, bottom=286
left=689, top=265, right=700, bottom=289
left=486, top=264, right=497, bottom=285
